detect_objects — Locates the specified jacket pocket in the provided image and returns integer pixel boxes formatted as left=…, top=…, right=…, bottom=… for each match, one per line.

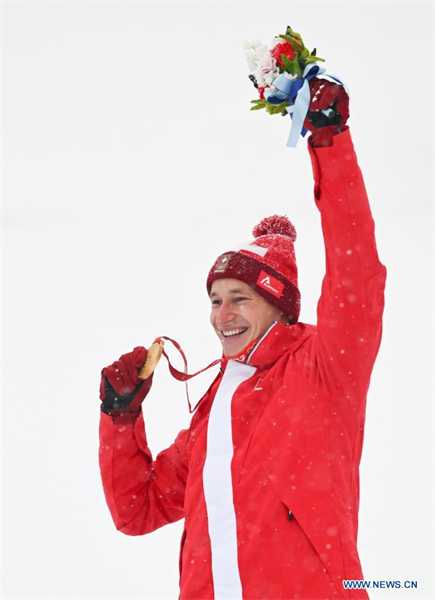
left=280, top=502, right=347, bottom=600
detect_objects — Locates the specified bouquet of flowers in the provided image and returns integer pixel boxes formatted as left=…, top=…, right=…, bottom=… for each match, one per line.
left=245, top=25, right=346, bottom=147
left=245, top=25, right=324, bottom=115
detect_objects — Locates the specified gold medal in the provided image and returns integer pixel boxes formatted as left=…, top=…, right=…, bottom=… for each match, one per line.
left=138, top=340, right=165, bottom=380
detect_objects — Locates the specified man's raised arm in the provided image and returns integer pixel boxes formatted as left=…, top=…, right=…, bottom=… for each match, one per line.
left=297, top=81, right=387, bottom=402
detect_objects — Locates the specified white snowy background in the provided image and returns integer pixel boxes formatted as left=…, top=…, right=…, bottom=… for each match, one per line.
left=2, top=1, right=433, bottom=599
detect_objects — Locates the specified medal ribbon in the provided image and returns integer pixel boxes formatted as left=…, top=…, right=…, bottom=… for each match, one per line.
left=154, top=336, right=221, bottom=413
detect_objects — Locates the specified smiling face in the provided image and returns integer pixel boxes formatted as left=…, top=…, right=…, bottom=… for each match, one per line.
left=210, top=278, right=287, bottom=358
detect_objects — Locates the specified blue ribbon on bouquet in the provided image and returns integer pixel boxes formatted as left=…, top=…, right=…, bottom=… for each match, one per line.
left=264, top=63, right=348, bottom=147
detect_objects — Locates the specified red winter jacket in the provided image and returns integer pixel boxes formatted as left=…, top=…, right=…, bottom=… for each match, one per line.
left=99, top=129, right=386, bottom=600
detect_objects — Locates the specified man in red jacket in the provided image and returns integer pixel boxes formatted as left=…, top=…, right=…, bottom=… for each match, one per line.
left=99, top=80, right=386, bottom=600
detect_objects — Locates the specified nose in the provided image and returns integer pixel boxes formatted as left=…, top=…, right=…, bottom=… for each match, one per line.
left=216, top=302, right=236, bottom=326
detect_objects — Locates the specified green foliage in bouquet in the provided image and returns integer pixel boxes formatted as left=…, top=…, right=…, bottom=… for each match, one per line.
left=277, top=25, right=325, bottom=77
left=250, top=99, right=289, bottom=116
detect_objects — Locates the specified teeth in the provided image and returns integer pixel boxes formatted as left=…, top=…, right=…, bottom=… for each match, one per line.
left=222, top=328, right=247, bottom=337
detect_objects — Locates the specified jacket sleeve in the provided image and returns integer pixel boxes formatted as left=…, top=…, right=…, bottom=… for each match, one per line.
left=296, top=129, right=387, bottom=403
left=99, top=408, right=188, bottom=536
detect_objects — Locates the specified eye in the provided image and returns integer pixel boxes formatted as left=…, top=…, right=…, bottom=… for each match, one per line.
left=234, top=297, right=249, bottom=302
left=211, top=299, right=222, bottom=306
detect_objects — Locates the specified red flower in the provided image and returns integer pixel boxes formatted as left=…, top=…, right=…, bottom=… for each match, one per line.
left=258, top=86, right=267, bottom=100
left=270, top=40, right=295, bottom=68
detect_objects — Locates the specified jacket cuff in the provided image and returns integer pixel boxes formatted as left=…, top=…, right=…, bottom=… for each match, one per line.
left=100, top=405, right=141, bottom=425
left=307, top=128, right=357, bottom=200
left=309, top=127, right=354, bottom=159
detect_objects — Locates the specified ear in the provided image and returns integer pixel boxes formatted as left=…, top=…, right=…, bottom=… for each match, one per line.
left=278, top=313, right=290, bottom=326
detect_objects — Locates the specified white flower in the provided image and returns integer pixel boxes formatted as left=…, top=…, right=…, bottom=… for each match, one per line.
left=246, top=59, right=257, bottom=72
left=254, top=52, right=279, bottom=87
left=263, top=69, right=279, bottom=87
left=255, top=66, right=279, bottom=88
left=254, top=45, right=268, bottom=61
left=245, top=43, right=268, bottom=72
left=247, top=60, right=257, bottom=72
left=282, top=71, right=298, bottom=81
left=244, top=49, right=257, bottom=71
left=252, top=39, right=262, bottom=49
left=254, top=66, right=265, bottom=87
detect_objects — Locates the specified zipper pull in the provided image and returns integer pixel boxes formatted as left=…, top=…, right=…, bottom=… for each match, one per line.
left=288, top=510, right=294, bottom=521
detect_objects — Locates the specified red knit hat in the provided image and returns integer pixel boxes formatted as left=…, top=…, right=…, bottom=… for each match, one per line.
left=206, top=215, right=300, bottom=324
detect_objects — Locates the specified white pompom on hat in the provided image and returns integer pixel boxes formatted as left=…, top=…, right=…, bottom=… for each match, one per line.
left=206, top=215, right=300, bottom=323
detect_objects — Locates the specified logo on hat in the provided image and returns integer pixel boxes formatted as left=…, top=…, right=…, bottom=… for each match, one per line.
left=256, top=270, right=284, bottom=299
left=214, top=253, right=232, bottom=274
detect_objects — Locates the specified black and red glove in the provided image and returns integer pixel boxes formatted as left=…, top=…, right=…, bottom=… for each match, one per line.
left=304, top=78, right=350, bottom=148
left=99, top=346, right=153, bottom=424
